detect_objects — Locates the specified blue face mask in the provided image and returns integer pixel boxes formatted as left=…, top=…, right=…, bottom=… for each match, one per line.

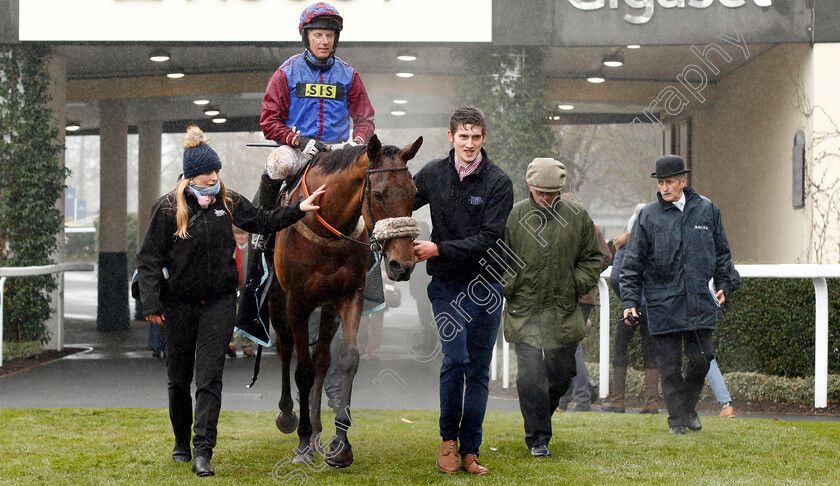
left=189, top=180, right=221, bottom=198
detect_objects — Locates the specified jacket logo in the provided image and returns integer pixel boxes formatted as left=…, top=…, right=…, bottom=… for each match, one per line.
left=215, top=209, right=226, bottom=217
left=694, top=225, right=709, bottom=230
left=469, top=196, right=483, bottom=205
left=295, top=83, right=346, bottom=101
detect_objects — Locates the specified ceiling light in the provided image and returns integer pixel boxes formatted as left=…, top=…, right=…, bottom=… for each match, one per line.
left=66, top=121, right=81, bottom=132
left=212, top=117, right=227, bottom=124
left=166, top=72, right=184, bottom=79
left=552, top=116, right=561, bottom=120
left=626, top=44, right=641, bottom=49
left=586, top=74, right=605, bottom=84
left=149, top=49, right=170, bottom=62
left=193, top=99, right=210, bottom=105
left=558, top=104, right=574, bottom=111
left=204, top=106, right=220, bottom=116
left=396, top=72, right=414, bottom=78
left=602, top=54, right=624, bottom=67
left=393, top=99, right=408, bottom=104
left=397, top=52, right=417, bottom=62
left=390, top=110, right=406, bottom=116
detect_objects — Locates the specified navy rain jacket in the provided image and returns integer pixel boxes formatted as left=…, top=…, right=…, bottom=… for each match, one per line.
left=619, top=187, right=733, bottom=335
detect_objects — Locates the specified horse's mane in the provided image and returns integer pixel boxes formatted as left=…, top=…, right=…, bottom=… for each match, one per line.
left=316, top=143, right=404, bottom=173
left=316, top=145, right=368, bottom=174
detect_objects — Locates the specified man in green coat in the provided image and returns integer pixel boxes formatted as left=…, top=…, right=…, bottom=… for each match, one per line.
left=503, top=157, right=603, bottom=458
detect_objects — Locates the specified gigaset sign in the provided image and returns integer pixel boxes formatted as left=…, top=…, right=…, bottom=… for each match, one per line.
left=568, top=0, right=772, bottom=25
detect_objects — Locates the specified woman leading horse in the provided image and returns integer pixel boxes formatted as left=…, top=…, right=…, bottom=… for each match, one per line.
left=269, top=134, right=423, bottom=468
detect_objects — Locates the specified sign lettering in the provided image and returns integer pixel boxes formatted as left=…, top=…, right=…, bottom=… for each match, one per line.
left=568, top=0, right=772, bottom=25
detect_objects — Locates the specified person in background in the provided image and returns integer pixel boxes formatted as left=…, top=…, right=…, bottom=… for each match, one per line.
left=556, top=194, right=612, bottom=412
left=137, top=126, right=324, bottom=477
left=227, top=227, right=255, bottom=358
left=604, top=228, right=660, bottom=414
left=707, top=358, right=735, bottom=417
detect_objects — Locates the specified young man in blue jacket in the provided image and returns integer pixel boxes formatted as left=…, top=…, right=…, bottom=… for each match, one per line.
left=413, top=106, right=513, bottom=476
left=620, top=155, right=734, bottom=434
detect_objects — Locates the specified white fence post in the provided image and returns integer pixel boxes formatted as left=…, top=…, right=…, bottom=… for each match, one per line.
left=814, top=277, right=829, bottom=408
left=502, top=333, right=510, bottom=389
left=598, top=273, right=611, bottom=399
left=0, top=262, right=95, bottom=368
left=0, top=277, right=5, bottom=367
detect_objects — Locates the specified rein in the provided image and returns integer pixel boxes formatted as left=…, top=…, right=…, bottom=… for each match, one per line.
left=300, top=156, right=410, bottom=252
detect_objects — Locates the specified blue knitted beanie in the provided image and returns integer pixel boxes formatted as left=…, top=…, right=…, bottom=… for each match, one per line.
left=182, top=126, right=222, bottom=178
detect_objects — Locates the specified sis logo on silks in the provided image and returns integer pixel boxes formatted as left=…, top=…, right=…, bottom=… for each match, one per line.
left=470, top=196, right=484, bottom=206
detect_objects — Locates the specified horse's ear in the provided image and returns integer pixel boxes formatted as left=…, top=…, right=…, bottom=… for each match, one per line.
left=399, top=136, right=423, bottom=162
left=366, top=134, right=382, bottom=167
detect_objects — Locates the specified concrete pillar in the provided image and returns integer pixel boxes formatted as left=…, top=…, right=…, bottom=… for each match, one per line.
left=98, top=99, right=130, bottom=331
left=135, top=120, right=162, bottom=320
left=44, top=51, right=66, bottom=350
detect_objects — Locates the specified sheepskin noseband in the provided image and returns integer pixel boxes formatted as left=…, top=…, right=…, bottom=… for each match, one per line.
left=371, top=217, right=420, bottom=242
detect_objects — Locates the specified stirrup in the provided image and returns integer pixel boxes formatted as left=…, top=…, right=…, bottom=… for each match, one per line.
left=252, top=233, right=269, bottom=252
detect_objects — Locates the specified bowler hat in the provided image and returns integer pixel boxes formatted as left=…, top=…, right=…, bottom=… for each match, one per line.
left=650, top=155, right=690, bottom=179
left=526, top=157, right=566, bottom=192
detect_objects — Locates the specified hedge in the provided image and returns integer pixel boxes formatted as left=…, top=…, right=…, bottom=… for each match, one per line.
left=582, top=277, right=840, bottom=378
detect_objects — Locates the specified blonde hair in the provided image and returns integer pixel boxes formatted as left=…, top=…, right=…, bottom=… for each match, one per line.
left=173, top=177, right=234, bottom=239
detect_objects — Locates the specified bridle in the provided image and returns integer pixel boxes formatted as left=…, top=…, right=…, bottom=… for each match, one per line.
left=300, top=155, right=410, bottom=253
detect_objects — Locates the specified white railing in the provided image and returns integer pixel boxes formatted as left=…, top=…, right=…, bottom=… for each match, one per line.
left=0, top=262, right=95, bottom=367
left=494, top=264, right=840, bottom=408
left=597, top=264, right=840, bottom=409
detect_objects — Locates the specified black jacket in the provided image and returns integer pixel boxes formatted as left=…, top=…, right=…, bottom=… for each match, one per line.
left=619, top=187, right=733, bottom=335
left=413, top=149, right=514, bottom=284
left=137, top=189, right=304, bottom=316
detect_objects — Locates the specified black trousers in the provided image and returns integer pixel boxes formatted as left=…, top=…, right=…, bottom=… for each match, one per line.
left=514, top=343, right=577, bottom=448
left=651, top=329, right=714, bottom=427
left=614, top=306, right=658, bottom=368
left=163, top=295, right=236, bottom=459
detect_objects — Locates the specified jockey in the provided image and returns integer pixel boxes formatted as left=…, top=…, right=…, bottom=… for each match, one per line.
left=237, top=2, right=375, bottom=343
left=259, top=1, right=375, bottom=216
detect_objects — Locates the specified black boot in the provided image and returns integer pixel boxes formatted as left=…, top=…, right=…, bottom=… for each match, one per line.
left=252, top=173, right=284, bottom=251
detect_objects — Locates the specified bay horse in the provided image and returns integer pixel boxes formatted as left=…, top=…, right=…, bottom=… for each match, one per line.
left=269, top=135, right=422, bottom=468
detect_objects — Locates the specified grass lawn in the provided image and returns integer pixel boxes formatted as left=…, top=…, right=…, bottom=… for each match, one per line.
left=0, top=407, right=837, bottom=485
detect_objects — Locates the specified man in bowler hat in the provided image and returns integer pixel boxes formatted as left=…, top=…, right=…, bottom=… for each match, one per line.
left=619, top=155, right=734, bottom=434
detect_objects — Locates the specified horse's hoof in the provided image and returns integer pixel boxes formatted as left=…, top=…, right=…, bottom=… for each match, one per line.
left=276, top=410, right=298, bottom=434
left=292, top=451, right=316, bottom=465
left=325, top=455, right=354, bottom=469
left=325, top=443, right=354, bottom=469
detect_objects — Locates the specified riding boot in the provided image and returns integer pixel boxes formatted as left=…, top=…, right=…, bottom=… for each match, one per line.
left=252, top=173, right=285, bottom=251
left=601, top=366, right=626, bottom=413
left=639, top=368, right=660, bottom=414
left=236, top=174, right=283, bottom=337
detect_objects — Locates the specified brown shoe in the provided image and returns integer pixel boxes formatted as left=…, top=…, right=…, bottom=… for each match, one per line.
left=436, top=440, right=459, bottom=474
left=460, top=453, right=489, bottom=476
left=719, top=402, right=735, bottom=418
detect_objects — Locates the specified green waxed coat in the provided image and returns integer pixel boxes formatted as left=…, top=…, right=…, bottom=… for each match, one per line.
left=502, top=196, right=603, bottom=349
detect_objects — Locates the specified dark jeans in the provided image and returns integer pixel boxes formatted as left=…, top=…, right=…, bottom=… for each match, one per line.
left=514, top=343, right=577, bottom=448
left=428, top=277, right=502, bottom=457
left=163, top=295, right=236, bottom=459
left=651, top=329, right=714, bottom=427
left=614, top=306, right=657, bottom=368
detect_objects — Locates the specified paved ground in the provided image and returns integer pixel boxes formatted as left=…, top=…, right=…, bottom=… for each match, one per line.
left=0, top=318, right=520, bottom=413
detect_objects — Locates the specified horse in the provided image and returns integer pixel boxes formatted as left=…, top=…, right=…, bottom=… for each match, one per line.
left=269, top=135, right=423, bottom=468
